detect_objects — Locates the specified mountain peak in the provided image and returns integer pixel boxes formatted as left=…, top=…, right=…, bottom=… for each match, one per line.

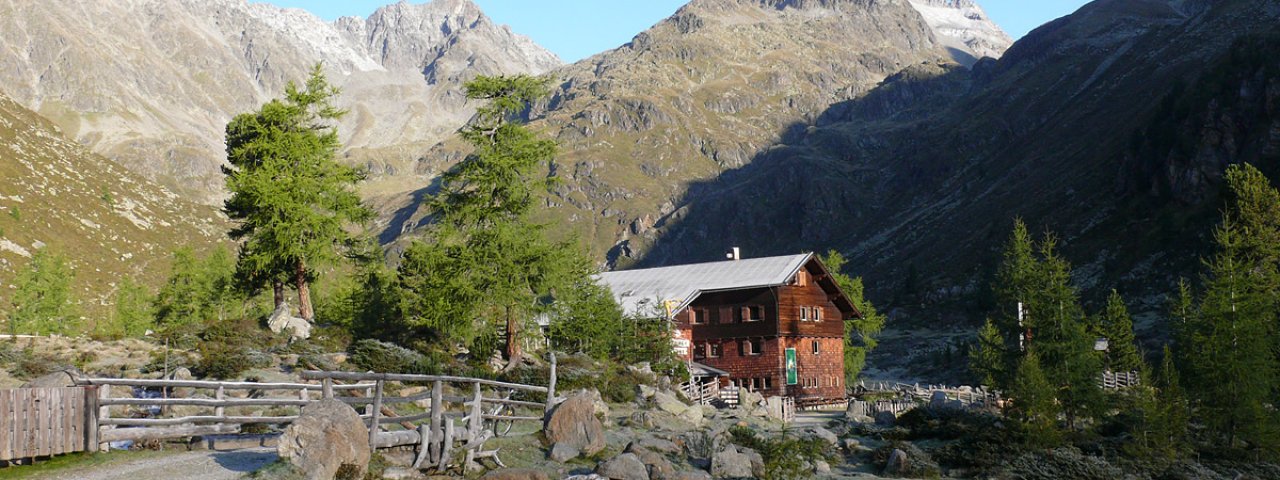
left=908, top=0, right=1012, bottom=63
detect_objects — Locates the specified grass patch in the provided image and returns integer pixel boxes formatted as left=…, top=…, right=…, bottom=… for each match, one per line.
left=0, top=450, right=170, bottom=479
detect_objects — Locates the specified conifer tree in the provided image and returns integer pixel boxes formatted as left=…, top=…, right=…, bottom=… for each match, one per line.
left=1189, top=216, right=1278, bottom=450
left=223, top=64, right=371, bottom=321
left=10, top=248, right=76, bottom=335
left=970, top=318, right=1005, bottom=387
left=1010, top=350, right=1061, bottom=447
left=1150, top=345, right=1190, bottom=458
left=820, top=250, right=885, bottom=383
left=154, top=247, right=237, bottom=334
left=399, top=75, right=577, bottom=364
left=100, top=277, right=153, bottom=339
left=1099, top=290, right=1142, bottom=373
left=1031, top=238, right=1104, bottom=429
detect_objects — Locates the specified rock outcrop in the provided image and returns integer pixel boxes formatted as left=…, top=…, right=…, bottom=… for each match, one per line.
left=543, top=392, right=606, bottom=461
left=278, top=398, right=371, bottom=479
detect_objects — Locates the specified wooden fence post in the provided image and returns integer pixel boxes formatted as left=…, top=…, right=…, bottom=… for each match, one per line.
left=429, top=380, right=443, bottom=464
left=468, top=382, right=482, bottom=444
left=84, top=386, right=99, bottom=455
left=214, top=386, right=225, bottom=418
left=98, top=384, right=111, bottom=452
left=322, top=378, right=333, bottom=399
left=369, top=380, right=383, bottom=453
left=545, top=352, right=557, bottom=413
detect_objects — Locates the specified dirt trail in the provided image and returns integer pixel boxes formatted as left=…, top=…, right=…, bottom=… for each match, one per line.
left=38, top=448, right=277, bottom=480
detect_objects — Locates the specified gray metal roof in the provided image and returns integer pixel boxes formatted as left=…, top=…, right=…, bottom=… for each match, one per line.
left=595, top=253, right=813, bottom=317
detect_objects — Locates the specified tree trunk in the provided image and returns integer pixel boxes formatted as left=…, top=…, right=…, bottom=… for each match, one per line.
left=296, top=260, right=314, bottom=321
left=505, top=306, right=521, bottom=364
left=273, top=281, right=285, bottom=311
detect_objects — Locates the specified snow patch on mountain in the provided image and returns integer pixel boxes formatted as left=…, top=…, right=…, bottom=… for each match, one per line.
left=909, top=0, right=1012, bottom=65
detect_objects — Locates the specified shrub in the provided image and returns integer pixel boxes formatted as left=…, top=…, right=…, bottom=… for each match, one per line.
left=870, top=441, right=942, bottom=479
left=998, top=447, right=1125, bottom=480
left=195, top=342, right=254, bottom=379
left=349, top=339, right=427, bottom=373
left=729, top=425, right=838, bottom=480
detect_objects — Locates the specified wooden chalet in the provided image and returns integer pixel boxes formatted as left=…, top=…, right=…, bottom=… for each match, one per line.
left=597, top=253, right=862, bottom=403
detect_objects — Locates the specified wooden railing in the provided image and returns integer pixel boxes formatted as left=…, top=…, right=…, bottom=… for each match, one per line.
left=1100, top=370, right=1140, bottom=389
left=76, top=377, right=375, bottom=447
left=71, top=354, right=560, bottom=474
left=299, top=365, right=557, bottom=472
left=679, top=380, right=721, bottom=405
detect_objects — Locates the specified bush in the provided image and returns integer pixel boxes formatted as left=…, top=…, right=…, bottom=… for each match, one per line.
left=196, top=342, right=254, bottom=379
left=729, top=425, right=838, bottom=480
left=349, top=339, right=427, bottom=373
left=998, top=447, right=1124, bottom=480
left=870, top=441, right=942, bottom=479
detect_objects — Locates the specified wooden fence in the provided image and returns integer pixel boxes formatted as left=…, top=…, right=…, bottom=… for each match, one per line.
left=1100, top=370, right=1140, bottom=389
left=76, top=377, right=375, bottom=448
left=0, top=387, right=94, bottom=463
left=298, top=369, right=555, bottom=472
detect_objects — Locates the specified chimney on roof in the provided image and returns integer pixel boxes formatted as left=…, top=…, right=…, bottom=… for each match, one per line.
left=726, top=247, right=741, bottom=261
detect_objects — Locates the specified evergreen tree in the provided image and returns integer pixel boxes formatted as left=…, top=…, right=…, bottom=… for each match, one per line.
left=99, top=277, right=153, bottom=339
left=1189, top=216, right=1278, bottom=451
left=154, top=247, right=237, bottom=335
left=819, top=250, right=886, bottom=383
left=10, top=248, right=76, bottom=335
left=223, top=64, right=371, bottom=321
left=1031, top=237, right=1104, bottom=429
left=399, top=74, right=578, bottom=364
left=1150, top=345, right=1190, bottom=458
left=969, top=318, right=1005, bottom=387
left=1098, top=290, right=1142, bottom=373
left=989, top=218, right=1038, bottom=388
left=1010, top=350, right=1062, bottom=447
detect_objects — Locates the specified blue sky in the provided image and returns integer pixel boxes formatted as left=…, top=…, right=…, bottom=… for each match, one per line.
left=264, top=0, right=1092, bottom=63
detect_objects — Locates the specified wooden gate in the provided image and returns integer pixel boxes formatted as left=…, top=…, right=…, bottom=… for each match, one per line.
left=0, top=387, right=96, bottom=463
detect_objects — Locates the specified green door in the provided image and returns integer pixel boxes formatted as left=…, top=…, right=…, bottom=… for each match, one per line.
left=785, top=348, right=798, bottom=385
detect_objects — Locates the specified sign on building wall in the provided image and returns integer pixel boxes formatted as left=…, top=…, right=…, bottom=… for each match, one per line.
left=672, top=328, right=691, bottom=359
left=785, top=348, right=798, bottom=385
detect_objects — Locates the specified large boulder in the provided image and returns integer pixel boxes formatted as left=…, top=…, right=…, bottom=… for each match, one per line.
left=626, top=444, right=675, bottom=480
left=652, top=391, right=688, bottom=416
left=544, top=393, right=606, bottom=457
left=21, top=367, right=82, bottom=388
left=736, top=389, right=763, bottom=411
left=709, top=446, right=754, bottom=479
left=549, top=442, right=581, bottom=463
left=278, top=398, right=370, bottom=479
left=267, top=301, right=312, bottom=341
left=883, top=448, right=909, bottom=476
left=804, top=426, right=839, bottom=446
left=596, top=452, right=650, bottom=480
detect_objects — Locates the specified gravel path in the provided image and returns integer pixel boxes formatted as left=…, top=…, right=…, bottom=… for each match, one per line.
left=38, top=448, right=277, bottom=480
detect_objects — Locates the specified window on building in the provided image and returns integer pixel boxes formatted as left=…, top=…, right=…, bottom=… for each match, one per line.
left=744, top=305, right=764, bottom=322
left=709, top=342, right=722, bottom=358
left=694, top=342, right=706, bottom=359
left=691, top=308, right=707, bottom=324
left=764, top=377, right=773, bottom=390
left=741, top=338, right=762, bottom=355
left=815, top=306, right=823, bottom=321
left=796, top=270, right=808, bottom=286
left=799, top=307, right=808, bottom=321
left=812, top=340, right=820, bottom=355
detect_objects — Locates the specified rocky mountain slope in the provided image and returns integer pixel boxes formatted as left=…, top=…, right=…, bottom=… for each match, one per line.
left=0, top=0, right=560, bottom=203
left=392, top=0, right=1011, bottom=260
left=643, top=0, right=1280, bottom=321
left=0, top=91, right=225, bottom=314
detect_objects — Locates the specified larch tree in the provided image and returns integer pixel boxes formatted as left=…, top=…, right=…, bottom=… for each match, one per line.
left=970, top=318, right=1005, bottom=387
left=819, top=250, right=886, bottom=384
left=9, top=248, right=76, bottom=335
left=1188, top=215, right=1278, bottom=450
left=223, top=64, right=371, bottom=321
left=1099, top=289, right=1142, bottom=373
left=399, top=74, right=576, bottom=365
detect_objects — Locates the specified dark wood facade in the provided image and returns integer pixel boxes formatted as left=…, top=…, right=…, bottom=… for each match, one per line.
left=674, top=258, right=858, bottom=403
